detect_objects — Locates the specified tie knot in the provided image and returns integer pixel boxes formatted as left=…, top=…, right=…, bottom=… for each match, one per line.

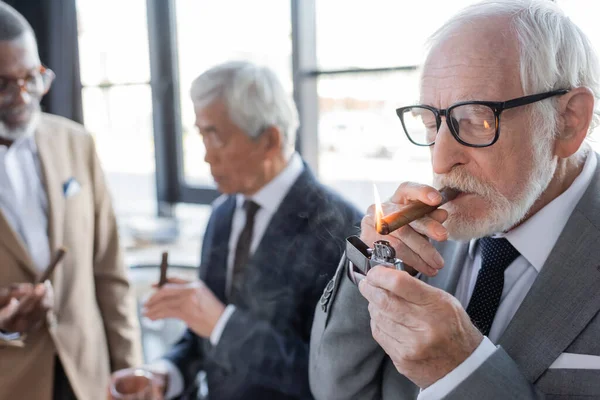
left=243, top=200, right=260, bottom=219
left=479, top=237, right=520, bottom=272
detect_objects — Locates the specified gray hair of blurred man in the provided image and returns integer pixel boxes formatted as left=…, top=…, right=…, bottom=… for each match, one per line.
left=0, top=2, right=34, bottom=41
left=190, top=61, right=299, bottom=158
left=428, top=0, right=600, bottom=142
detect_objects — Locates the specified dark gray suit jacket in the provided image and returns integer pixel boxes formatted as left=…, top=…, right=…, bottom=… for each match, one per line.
left=165, top=166, right=362, bottom=400
left=310, top=153, right=600, bottom=400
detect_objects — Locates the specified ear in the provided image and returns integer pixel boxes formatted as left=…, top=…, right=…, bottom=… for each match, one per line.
left=259, top=126, right=283, bottom=157
left=554, top=87, right=595, bottom=158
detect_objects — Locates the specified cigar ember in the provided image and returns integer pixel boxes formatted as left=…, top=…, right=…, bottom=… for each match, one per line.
left=37, top=247, right=67, bottom=283
left=158, top=251, right=169, bottom=287
left=377, top=187, right=460, bottom=235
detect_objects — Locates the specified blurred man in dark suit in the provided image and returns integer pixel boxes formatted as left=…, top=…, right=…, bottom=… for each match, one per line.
left=114, top=61, right=362, bottom=400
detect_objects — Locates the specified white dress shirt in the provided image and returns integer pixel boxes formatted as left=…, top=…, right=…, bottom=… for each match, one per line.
left=419, top=151, right=597, bottom=400
left=0, top=136, right=50, bottom=271
left=159, top=153, right=304, bottom=399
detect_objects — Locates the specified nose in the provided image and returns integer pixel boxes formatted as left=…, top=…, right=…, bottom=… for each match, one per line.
left=203, top=144, right=219, bottom=165
left=11, top=85, right=33, bottom=107
left=431, top=118, right=468, bottom=175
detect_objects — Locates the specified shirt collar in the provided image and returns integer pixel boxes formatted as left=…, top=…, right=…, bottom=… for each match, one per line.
left=468, top=150, right=596, bottom=271
left=0, top=134, right=37, bottom=153
left=236, top=152, right=304, bottom=213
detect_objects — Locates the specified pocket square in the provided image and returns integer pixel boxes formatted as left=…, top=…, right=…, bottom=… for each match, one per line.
left=549, top=352, right=600, bottom=370
left=63, top=177, right=81, bottom=197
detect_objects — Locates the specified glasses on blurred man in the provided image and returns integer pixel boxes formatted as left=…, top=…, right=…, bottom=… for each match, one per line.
left=396, top=89, right=568, bottom=148
left=0, top=65, right=55, bottom=107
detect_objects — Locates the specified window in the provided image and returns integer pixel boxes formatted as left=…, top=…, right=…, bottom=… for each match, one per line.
left=77, top=0, right=600, bottom=216
left=313, top=0, right=481, bottom=209
left=556, top=0, right=600, bottom=154
left=77, top=0, right=156, bottom=217
left=174, top=0, right=292, bottom=188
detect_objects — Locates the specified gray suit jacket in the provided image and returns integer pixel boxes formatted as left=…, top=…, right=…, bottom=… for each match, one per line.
left=309, top=152, right=600, bottom=400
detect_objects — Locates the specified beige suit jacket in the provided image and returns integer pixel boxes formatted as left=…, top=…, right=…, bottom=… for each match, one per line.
left=0, top=113, right=142, bottom=400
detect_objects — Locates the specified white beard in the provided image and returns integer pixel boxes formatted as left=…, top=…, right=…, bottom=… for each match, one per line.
left=433, top=133, right=557, bottom=241
left=0, top=106, right=40, bottom=141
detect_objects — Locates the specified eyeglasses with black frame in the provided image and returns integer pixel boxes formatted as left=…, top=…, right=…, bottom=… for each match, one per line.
left=0, top=65, right=55, bottom=107
left=395, top=89, right=569, bottom=148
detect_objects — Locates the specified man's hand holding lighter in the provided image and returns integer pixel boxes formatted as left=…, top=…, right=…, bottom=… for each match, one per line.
left=359, top=182, right=483, bottom=388
left=361, top=182, right=451, bottom=278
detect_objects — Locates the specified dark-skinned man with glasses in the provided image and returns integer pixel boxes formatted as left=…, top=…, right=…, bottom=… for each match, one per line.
left=310, top=0, right=600, bottom=399
left=0, top=3, right=142, bottom=400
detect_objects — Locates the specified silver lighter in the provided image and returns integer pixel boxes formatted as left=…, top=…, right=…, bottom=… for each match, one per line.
left=345, top=235, right=404, bottom=285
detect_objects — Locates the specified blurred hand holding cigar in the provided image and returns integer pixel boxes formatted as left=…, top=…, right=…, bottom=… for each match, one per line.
left=158, top=251, right=169, bottom=287
left=0, top=247, right=65, bottom=336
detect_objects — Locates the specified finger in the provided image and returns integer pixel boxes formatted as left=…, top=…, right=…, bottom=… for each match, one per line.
left=360, top=221, right=440, bottom=277
left=0, top=291, right=11, bottom=308
left=164, top=277, right=190, bottom=284
left=370, top=317, right=402, bottom=357
left=144, top=309, right=181, bottom=321
left=144, top=285, right=192, bottom=307
left=143, top=302, right=183, bottom=321
left=144, top=296, right=189, bottom=318
left=368, top=298, right=425, bottom=332
left=42, top=281, right=54, bottom=310
left=368, top=301, right=421, bottom=337
left=390, top=182, right=443, bottom=206
left=360, top=278, right=419, bottom=323
left=392, top=228, right=444, bottom=274
left=15, top=293, right=40, bottom=315
left=7, top=283, right=33, bottom=299
left=151, top=277, right=190, bottom=288
left=0, top=297, right=19, bottom=320
left=408, top=210, right=449, bottom=241
left=366, top=267, right=440, bottom=305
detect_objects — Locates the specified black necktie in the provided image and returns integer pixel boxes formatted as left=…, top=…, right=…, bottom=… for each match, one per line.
left=230, top=200, right=260, bottom=301
left=466, top=237, right=520, bottom=336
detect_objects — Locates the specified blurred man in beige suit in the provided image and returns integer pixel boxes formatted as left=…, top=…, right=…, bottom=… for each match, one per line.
left=0, top=3, right=142, bottom=399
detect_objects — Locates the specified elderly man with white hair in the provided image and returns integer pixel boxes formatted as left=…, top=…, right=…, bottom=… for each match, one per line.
left=112, top=61, right=362, bottom=400
left=309, top=0, right=600, bottom=398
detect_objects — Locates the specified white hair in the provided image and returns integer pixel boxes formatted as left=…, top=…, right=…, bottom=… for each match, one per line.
left=428, top=0, right=600, bottom=139
left=428, top=0, right=600, bottom=239
left=190, top=61, right=299, bottom=157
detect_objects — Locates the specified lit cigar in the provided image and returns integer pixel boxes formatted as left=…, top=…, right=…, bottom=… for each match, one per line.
left=377, top=187, right=460, bottom=235
left=158, top=251, right=169, bottom=287
left=37, top=247, right=67, bottom=283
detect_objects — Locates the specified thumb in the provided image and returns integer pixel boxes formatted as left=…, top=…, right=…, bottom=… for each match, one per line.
left=152, top=277, right=190, bottom=288
left=0, top=298, right=19, bottom=320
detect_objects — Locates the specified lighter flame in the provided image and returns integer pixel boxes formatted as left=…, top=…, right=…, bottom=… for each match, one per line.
left=373, top=184, right=384, bottom=233
left=484, top=120, right=491, bottom=129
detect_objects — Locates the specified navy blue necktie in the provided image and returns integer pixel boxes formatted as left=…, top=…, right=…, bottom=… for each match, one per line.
left=466, top=237, right=520, bottom=336
left=230, top=200, right=260, bottom=301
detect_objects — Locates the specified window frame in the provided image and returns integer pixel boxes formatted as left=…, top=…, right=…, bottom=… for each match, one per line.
left=143, top=0, right=418, bottom=215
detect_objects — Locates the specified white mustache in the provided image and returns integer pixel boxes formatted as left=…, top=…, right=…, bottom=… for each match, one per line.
left=433, top=168, right=499, bottom=200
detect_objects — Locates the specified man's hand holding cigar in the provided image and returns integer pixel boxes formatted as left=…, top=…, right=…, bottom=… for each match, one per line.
left=361, top=183, right=452, bottom=277
left=144, top=278, right=226, bottom=339
left=357, top=182, right=483, bottom=388
left=0, top=282, right=53, bottom=336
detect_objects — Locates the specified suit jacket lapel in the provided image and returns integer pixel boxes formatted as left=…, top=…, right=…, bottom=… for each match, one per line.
left=0, top=210, right=37, bottom=277
left=201, top=196, right=235, bottom=303
left=35, top=128, right=66, bottom=256
left=499, top=153, right=600, bottom=382
left=246, top=168, right=315, bottom=284
left=426, top=240, right=470, bottom=293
